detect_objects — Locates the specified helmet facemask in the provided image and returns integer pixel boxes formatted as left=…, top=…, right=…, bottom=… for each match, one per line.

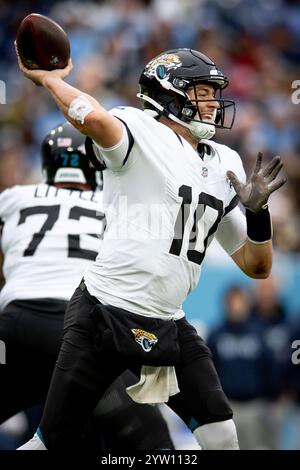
left=180, top=80, right=235, bottom=130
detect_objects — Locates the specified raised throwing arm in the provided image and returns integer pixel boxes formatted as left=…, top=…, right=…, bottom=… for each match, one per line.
left=16, top=50, right=124, bottom=152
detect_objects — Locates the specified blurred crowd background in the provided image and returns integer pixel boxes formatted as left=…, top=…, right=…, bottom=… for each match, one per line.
left=0, top=0, right=300, bottom=450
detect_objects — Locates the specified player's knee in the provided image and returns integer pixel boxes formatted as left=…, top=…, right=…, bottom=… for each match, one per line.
left=188, top=388, right=237, bottom=449
left=190, top=388, right=233, bottom=426
left=205, top=388, right=233, bottom=422
left=193, top=419, right=239, bottom=450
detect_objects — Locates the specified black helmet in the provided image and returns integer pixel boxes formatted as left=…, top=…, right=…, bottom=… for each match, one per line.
left=41, top=122, right=97, bottom=190
left=138, top=48, right=235, bottom=139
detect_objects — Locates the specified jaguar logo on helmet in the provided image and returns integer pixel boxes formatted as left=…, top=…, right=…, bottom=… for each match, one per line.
left=144, top=53, right=182, bottom=80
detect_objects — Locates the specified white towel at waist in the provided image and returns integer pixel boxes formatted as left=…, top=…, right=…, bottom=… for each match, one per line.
left=126, top=365, right=180, bottom=405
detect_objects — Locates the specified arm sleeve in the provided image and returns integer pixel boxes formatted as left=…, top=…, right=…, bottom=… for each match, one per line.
left=215, top=205, right=247, bottom=256
left=85, top=118, right=134, bottom=171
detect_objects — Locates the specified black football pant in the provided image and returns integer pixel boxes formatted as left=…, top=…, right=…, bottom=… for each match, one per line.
left=39, top=283, right=233, bottom=450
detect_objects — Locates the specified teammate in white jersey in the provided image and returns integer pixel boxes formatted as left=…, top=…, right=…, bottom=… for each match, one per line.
left=0, top=122, right=174, bottom=451
left=17, top=48, right=286, bottom=450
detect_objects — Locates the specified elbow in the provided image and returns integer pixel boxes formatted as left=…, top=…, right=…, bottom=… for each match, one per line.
left=68, top=112, right=98, bottom=136
left=79, top=112, right=100, bottom=135
left=243, top=244, right=273, bottom=279
left=77, top=111, right=123, bottom=148
left=250, top=271, right=271, bottom=280
left=248, top=262, right=272, bottom=279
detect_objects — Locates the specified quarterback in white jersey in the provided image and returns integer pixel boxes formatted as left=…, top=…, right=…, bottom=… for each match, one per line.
left=17, top=47, right=285, bottom=451
left=0, top=123, right=174, bottom=451
left=84, top=105, right=247, bottom=319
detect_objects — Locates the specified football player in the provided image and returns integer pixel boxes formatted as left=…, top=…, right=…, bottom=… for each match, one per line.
left=17, top=48, right=285, bottom=450
left=0, top=122, right=174, bottom=451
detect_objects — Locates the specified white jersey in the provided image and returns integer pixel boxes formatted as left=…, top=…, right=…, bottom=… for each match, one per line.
left=0, top=184, right=105, bottom=310
left=84, top=107, right=247, bottom=320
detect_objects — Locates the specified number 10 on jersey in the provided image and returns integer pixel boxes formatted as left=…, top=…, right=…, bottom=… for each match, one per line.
left=169, top=185, right=223, bottom=266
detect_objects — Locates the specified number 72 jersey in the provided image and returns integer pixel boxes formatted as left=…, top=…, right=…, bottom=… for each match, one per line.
left=0, top=184, right=106, bottom=310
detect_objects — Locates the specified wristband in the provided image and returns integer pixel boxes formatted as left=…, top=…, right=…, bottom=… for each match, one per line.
left=246, top=206, right=273, bottom=243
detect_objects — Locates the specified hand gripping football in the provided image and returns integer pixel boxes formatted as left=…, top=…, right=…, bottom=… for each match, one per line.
left=16, top=13, right=70, bottom=70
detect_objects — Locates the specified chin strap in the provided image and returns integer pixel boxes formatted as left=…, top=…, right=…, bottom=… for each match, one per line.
left=137, top=93, right=215, bottom=141
left=170, top=114, right=215, bottom=140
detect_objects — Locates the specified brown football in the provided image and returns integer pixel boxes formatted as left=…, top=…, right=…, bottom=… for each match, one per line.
left=16, top=13, right=70, bottom=70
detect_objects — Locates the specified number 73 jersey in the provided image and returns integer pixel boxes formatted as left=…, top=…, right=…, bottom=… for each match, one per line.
left=0, top=184, right=106, bottom=310
left=85, top=107, right=247, bottom=320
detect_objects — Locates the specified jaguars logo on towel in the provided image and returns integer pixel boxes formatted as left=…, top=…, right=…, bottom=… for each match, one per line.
left=131, top=329, right=158, bottom=352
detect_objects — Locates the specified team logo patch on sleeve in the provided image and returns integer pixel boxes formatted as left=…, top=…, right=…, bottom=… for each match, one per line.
left=131, top=329, right=158, bottom=352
